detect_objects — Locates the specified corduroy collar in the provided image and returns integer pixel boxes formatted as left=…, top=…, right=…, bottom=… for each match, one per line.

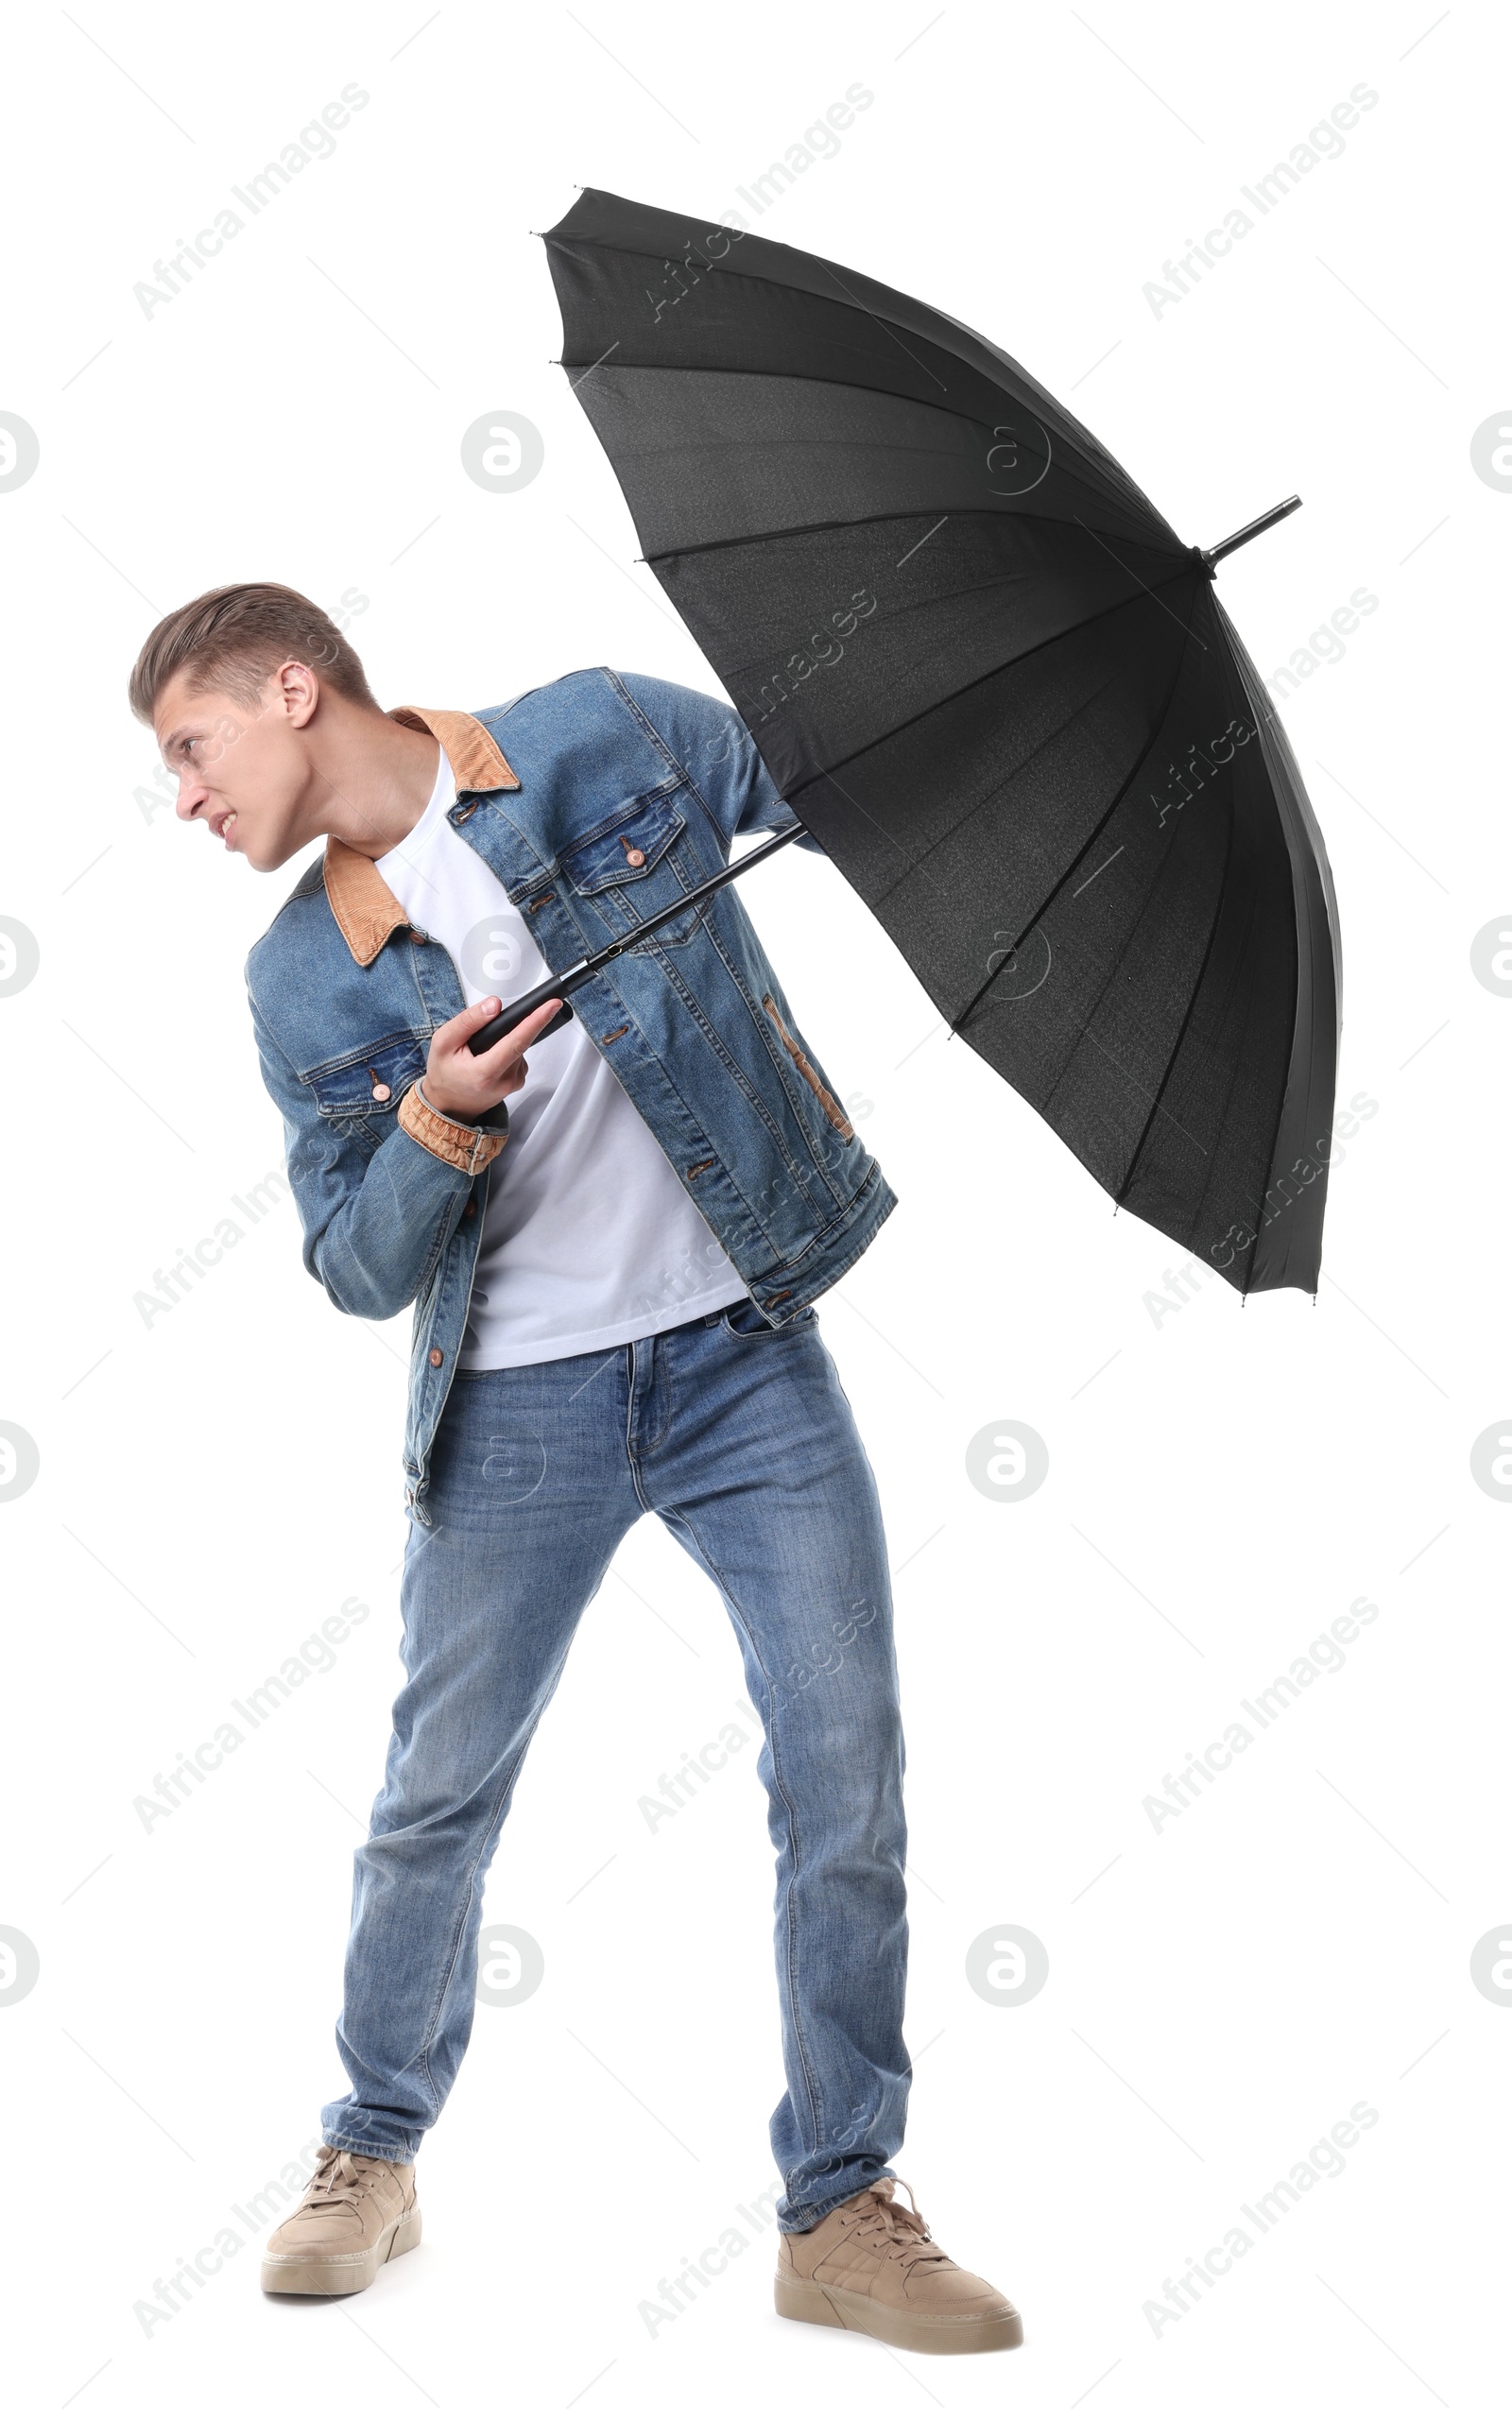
left=323, top=706, right=519, bottom=967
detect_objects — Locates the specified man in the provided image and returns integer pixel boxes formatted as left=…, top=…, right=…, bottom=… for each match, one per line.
left=129, top=582, right=1021, bottom=2355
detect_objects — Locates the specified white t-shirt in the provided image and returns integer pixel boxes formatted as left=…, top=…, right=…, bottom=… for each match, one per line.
left=375, top=747, right=750, bottom=1367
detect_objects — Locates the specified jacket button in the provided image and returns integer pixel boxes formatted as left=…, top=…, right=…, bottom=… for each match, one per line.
left=620, top=838, right=645, bottom=867
left=370, top=1081, right=391, bottom=1102
left=428, top=1347, right=443, bottom=1367
left=463, top=1199, right=477, bottom=1219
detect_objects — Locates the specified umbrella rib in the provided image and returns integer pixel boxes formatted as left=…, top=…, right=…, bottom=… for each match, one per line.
left=785, top=561, right=1203, bottom=937
left=950, top=602, right=1226, bottom=1188
left=1188, top=836, right=1301, bottom=1293
left=947, top=597, right=1202, bottom=1025
left=872, top=659, right=1129, bottom=918
left=610, top=372, right=1168, bottom=551
left=1131, top=868, right=1273, bottom=1279
left=644, top=498, right=1182, bottom=567
left=1021, top=648, right=1232, bottom=1178
left=808, top=762, right=957, bottom=910
left=783, top=552, right=1204, bottom=821
left=810, top=255, right=952, bottom=392
left=546, top=240, right=946, bottom=401
left=1075, top=1026, right=1211, bottom=1163
left=1197, top=598, right=1324, bottom=1289
left=1112, top=776, right=1239, bottom=1209
left=1073, top=514, right=1210, bottom=655
left=1229, top=674, right=1312, bottom=1297
left=551, top=232, right=1174, bottom=529
left=808, top=659, right=1129, bottom=923
left=961, top=944, right=1213, bottom=1176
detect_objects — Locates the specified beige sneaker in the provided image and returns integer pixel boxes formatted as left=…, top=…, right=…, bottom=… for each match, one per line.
left=260, top=2144, right=421, bottom=2296
left=775, top=2177, right=1022, bottom=2354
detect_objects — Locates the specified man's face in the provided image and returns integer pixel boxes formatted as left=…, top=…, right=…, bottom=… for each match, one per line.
left=155, top=662, right=318, bottom=872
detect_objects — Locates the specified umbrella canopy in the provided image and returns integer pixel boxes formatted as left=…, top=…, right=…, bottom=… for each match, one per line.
left=541, top=189, right=1342, bottom=1295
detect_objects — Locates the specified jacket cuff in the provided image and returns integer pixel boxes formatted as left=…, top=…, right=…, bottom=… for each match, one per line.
left=398, top=1082, right=507, bottom=1175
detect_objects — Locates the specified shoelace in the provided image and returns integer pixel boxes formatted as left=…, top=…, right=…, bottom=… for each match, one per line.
left=847, top=2179, right=953, bottom=2273
left=301, top=2146, right=385, bottom=2215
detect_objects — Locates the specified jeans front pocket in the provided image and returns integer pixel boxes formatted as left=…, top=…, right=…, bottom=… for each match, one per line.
left=720, top=1294, right=818, bottom=1340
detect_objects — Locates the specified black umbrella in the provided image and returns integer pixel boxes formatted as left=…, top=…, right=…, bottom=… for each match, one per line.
left=475, top=189, right=1341, bottom=1296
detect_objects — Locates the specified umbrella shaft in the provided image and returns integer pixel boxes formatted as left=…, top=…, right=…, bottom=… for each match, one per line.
left=467, top=818, right=807, bottom=1051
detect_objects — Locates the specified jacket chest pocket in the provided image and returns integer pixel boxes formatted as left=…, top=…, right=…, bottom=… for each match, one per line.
left=304, top=1032, right=429, bottom=1144
left=558, top=776, right=704, bottom=947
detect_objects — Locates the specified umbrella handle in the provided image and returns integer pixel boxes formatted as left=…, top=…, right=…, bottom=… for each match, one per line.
left=469, top=973, right=586, bottom=1050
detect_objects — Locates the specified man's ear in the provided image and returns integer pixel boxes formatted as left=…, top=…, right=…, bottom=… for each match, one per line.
left=269, top=658, right=320, bottom=729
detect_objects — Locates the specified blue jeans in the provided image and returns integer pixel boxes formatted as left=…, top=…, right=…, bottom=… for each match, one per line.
left=320, top=1296, right=910, bottom=2230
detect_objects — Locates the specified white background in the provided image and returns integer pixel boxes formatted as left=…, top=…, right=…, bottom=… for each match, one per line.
left=1, top=3, right=1503, bottom=2413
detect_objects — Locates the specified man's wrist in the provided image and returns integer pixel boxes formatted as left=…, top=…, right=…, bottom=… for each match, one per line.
left=417, top=1079, right=507, bottom=1129
left=400, top=1081, right=508, bottom=1174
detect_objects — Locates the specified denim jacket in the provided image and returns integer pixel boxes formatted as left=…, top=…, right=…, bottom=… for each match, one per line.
left=245, top=669, right=897, bottom=1521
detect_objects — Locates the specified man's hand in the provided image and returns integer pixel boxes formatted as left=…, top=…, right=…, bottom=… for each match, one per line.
left=421, top=995, right=563, bottom=1123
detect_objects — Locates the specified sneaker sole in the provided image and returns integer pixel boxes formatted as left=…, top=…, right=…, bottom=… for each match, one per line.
left=774, top=2272, right=1022, bottom=2354
left=261, top=2205, right=422, bottom=2297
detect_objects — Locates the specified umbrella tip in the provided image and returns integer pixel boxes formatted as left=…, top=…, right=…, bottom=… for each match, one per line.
left=1202, top=494, right=1303, bottom=570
